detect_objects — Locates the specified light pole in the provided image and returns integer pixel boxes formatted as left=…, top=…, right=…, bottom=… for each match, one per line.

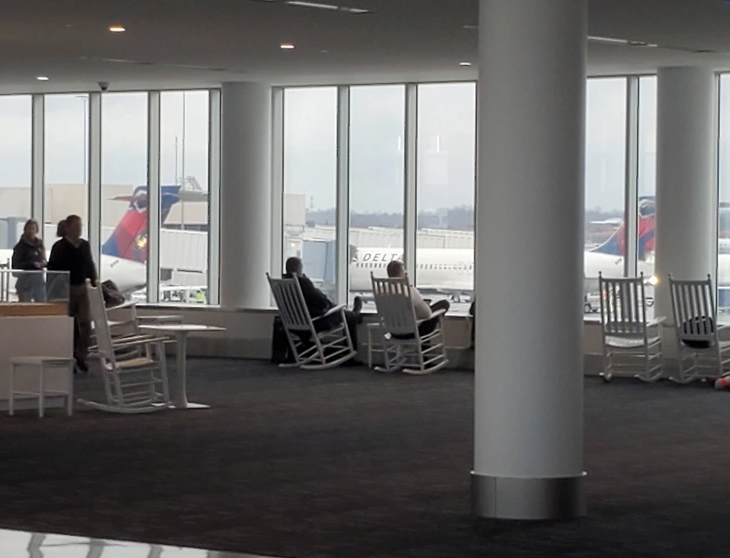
left=181, top=91, right=186, bottom=231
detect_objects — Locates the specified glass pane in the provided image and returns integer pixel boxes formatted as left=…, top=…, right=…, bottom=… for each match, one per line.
left=719, top=75, right=730, bottom=310
left=101, top=92, right=148, bottom=299
left=45, top=94, right=89, bottom=240
left=160, top=90, right=210, bottom=304
left=348, top=85, right=405, bottom=308
left=282, top=87, right=337, bottom=297
left=638, top=76, right=657, bottom=276
left=0, top=96, right=32, bottom=270
left=583, top=78, right=628, bottom=314
left=415, top=83, right=476, bottom=315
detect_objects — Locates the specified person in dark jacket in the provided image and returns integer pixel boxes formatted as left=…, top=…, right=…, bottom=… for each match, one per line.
left=283, top=257, right=362, bottom=363
left=48, top=215, right=98, bottom=373
left=11, top=219, right=46, bottom=302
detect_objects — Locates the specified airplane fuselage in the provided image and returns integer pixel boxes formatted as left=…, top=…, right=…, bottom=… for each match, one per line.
left=0, top=249, right=146, bottom=294
left=350, top=247, right=685, bottom=296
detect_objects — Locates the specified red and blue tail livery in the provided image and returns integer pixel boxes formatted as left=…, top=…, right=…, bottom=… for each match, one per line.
left=101, top=185, right=182, bottom=263
left=591, top=196, right=655, bottom=260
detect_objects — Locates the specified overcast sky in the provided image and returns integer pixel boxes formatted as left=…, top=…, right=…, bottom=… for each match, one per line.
left=284, top=79, right=652, bottom=214
left=3, top=76, right=730, bottom=217
left=0, top=91, right=209, bottom=194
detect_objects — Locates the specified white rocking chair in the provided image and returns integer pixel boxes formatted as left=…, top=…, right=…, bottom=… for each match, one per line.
left=370, top=273, right=448, bottom=375
left=599, top=272, right=664, bottom=382
left=90, top=301, right=182, bottom=356
left=668, top=274, right=730, bottom=384
left=79, top=281, right=171, bottom=413
left=267, top=273, right=357, bottom=370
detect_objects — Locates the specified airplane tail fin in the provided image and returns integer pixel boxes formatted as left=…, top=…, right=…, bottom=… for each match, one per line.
left=591, top=224, right=626, bottom=257
left=590, top=196, right=655, bottom=260
left=101, top=185, right=181, bottom=263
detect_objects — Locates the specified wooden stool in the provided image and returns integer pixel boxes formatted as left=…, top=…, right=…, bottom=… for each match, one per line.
left=8, top=357, right=75, bottom=418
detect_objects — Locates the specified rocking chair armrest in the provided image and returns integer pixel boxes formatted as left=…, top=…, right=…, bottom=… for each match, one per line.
left=417, top=308, right=447, bottom=325
left=314, top=304, right=347, bottom=321
left=647, top=316, right=666, bottom=328
left=108, top=318, right=136, bottom=329
left=109, top=300, right=138, bottom=311
left=107, top=335, right=169, bottom=350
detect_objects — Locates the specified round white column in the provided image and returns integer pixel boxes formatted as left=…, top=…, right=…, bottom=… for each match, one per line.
left=473, top=0, right=587, bottom=520
left=220, top=82, right=272, bottom=308
left=654, top=67, right=716, bottom=319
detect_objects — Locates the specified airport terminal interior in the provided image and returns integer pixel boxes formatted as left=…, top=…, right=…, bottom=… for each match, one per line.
left=3, top=0, right=730, bottom=556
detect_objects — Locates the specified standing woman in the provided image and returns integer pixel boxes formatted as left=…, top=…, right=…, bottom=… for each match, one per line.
left=11, top=219, right=46, bottom=302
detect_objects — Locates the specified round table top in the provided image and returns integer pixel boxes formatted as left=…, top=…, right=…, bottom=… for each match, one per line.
left=139, top=324, right=225, bottom=333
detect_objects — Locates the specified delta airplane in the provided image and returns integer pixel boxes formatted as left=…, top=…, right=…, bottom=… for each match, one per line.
left=0, top=184, right=202, bottom=294
left=350, top=197, right=658, bottom=299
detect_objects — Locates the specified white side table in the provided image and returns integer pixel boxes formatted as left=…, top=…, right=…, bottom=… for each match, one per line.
left=8, top=357, right=75, bottom=418
left=139, top=324, right=225, bottom=409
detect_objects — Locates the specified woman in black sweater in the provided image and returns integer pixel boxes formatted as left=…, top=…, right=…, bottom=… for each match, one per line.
left=11, top=219, right=46, bottom=302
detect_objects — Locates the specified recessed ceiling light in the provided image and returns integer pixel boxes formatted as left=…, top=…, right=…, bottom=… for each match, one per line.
left=36, top=76, right=49, bottom=81
left=460, top=62, right=472, bottom=67
left=285, top=1, right=369, bottom=13
left=587, top=36, right=657, bottom=48
left=109, top=25, right=126, bottom=33
left=280, top=43, right=295, bottom=50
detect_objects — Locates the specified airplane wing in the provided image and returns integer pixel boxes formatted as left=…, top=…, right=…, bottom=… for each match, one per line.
left=417, top=281, right=473, bottom=294
left=111, top=191, right=208, bottom=203
left=178, top=190, right=209, bottom=202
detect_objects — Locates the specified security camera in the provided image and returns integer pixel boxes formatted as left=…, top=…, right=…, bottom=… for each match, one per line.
left=98, top=81, right=110, bottom=92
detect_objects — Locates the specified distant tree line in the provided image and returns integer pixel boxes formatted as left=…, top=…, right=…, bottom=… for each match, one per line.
left=307, top=205, right=475, bottom=231
left=306, top=205, right=623, bottom=232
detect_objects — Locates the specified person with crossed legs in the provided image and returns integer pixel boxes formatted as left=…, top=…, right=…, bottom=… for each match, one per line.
left=283, top=257, right=363, bottom=366
left=386, top=260, right=450, bottom=338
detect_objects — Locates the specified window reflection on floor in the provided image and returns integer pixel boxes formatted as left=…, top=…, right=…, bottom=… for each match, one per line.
left=6, top=530, right=230, bottom=558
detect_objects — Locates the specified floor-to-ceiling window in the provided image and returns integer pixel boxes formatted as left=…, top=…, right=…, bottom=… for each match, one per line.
left=718, top=75, right=730, bottom=309
left=637, top=76, right=657, bottom=285
left=0, top=96, right=32, bottom=266
left=100, top=92, right=148, bottom=298
left=44, top=94, right=89, bottom=240
left=282, top=87, right=338, bottom=298
left=159, top=90, right=210, bottom=304
left=583, top=78, right=628, bottom=312
left=348, top=85, right=406, bottom=307
left=415, top=83, right=476, bottom=313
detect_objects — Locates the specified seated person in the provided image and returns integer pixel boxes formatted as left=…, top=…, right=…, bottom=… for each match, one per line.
left=283, top=257, right=362, bottom=361
left=386, top=260, right=450, bottom=337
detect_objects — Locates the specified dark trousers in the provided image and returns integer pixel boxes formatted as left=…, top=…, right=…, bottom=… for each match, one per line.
left=393, top=299, right=450, bottom=340
left=69, top=284, right=91, bottom=368
left=317, top=309, right=359, bottom=349
left=17, top=278, right=46, bottom=303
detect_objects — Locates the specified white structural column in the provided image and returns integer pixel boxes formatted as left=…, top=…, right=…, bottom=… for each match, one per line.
left=220, top=82, right=273, bottom=308
left=654, top=67, right=716, bottom=319
left=473, top=0, right=587, bottom=520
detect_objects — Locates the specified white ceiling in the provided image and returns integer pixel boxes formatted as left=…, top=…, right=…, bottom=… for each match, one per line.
left=3, top=0, right=730, bottom=94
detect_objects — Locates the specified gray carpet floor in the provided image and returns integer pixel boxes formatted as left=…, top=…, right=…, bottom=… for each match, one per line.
left=0, top=360, right=727, bottom=558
